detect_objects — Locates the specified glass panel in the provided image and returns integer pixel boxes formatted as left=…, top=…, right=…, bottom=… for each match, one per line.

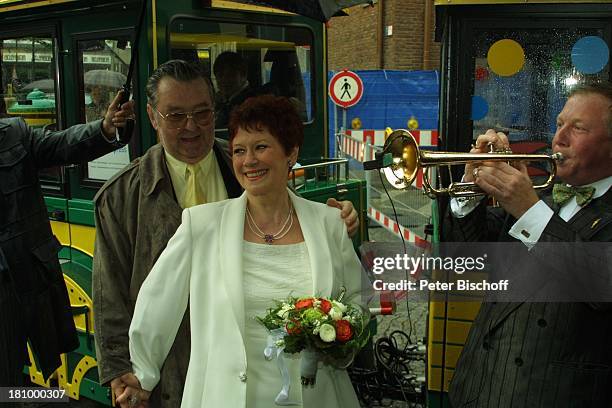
left=78, top=37, right=132, bottom=181
left=170, top=19, right=314, bottom=129
left=0, top=36, right=61, bottom=182
left=472, top=27, right=608, bottom=145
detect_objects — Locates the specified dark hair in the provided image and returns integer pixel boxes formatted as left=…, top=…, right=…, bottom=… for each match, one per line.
left=228, top=94, right=304, bottom=155
left=568, top=81, right=612, bottom=136
left=146, top=59, right=213, bottom=106
left=213, top=52, right=248, bottom=77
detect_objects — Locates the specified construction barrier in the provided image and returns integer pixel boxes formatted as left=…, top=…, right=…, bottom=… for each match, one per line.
left=337, top=129, right=438, bottom=247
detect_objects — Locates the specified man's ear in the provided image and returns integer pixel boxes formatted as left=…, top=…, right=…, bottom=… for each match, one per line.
left=289, top=146, right=299, bottom=165
left=146, top=104, right=158, bottom=131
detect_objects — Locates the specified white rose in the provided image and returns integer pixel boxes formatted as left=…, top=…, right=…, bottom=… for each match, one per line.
left=277, top=304, right=293, bottom=320
left=332, top=300, right=347, bottom=313
left=329, top=307, right=343, bottom=321
left=319, top=323, right=336, bottom=342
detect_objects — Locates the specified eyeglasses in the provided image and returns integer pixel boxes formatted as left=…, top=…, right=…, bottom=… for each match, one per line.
left=152, top=106, right=214, bottom=129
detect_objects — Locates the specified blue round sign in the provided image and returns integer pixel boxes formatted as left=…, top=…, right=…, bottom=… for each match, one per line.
left=471, top=96, right=489, bottom=121
left=571, top=36, right=609, bottom=74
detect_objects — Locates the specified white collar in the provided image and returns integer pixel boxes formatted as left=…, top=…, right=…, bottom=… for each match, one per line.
left=567, top=175, right=612, bottom=199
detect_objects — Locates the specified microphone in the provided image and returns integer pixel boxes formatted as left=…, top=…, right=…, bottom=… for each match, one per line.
left=363, top=151, right=393, bottom=170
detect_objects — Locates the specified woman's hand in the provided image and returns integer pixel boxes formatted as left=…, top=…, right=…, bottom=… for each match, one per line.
left=113, top=372, right=150, bottom=408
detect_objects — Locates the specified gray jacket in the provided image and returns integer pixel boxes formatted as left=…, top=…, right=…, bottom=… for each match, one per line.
left=92, top=141, right=241, bottom=407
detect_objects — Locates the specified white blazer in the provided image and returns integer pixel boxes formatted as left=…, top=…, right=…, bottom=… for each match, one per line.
left=129, top=189, right=362, bottom=407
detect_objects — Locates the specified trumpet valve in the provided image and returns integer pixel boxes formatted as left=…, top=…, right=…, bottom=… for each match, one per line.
left=486, top=142, right=512, bottom=154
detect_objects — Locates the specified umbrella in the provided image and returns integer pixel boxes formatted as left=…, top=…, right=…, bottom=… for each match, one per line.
left=84, top=70, right=127, bottom=89
left=22, top=79, right=55, bottom=92
left=231, top=0, right=374, bottom=22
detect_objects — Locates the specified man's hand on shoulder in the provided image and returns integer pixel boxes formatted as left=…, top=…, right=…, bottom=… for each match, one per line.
left=326, top=198, right=359, bottom=238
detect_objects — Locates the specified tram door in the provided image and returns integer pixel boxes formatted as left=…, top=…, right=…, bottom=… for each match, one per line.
left=429, top=2, right=612, bottom=406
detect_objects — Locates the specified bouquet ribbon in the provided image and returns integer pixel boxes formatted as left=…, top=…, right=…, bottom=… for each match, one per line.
left=264, top=329, right=300, bottom=406
left=300, top=347, right=319, bottom=386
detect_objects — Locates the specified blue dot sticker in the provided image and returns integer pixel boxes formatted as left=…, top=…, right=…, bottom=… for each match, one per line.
left=471, top=96, right=489, bottom=121
left=571, top=36, right=609, bottom=74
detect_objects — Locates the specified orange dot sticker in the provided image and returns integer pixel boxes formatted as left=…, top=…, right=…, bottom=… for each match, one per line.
left=487, top=39, right=525, bottom=77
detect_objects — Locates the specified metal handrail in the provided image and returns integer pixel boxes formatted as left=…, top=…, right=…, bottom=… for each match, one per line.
left=289, top=158, right=349, bottom=190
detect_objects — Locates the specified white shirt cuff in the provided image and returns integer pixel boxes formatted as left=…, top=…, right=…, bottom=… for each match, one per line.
left=508, top=200, right=554, bottom=249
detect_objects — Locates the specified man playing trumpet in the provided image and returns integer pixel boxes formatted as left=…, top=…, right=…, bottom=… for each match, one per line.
left=447, top=82, right=612, bottom=407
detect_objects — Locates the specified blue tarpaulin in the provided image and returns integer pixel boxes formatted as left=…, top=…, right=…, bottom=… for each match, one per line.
left=328, top=70, right=439, bottom=156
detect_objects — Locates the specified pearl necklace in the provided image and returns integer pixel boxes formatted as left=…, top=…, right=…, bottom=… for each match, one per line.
left=246, top=203, right=294, bottom=244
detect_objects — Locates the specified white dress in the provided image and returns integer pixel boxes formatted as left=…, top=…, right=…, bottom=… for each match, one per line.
left=129, top=191, right=363, bottom=408
left=242, top=241, right=361, bottom=408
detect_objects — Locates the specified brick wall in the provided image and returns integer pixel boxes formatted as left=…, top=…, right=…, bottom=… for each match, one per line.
left=327, top=0, right=440, bottom=71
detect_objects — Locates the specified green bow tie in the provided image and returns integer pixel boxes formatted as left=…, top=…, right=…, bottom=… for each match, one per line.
left=552, top=183, right=596, bottom=207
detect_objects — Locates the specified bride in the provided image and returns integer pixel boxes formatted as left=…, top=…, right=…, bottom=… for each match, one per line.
left=124, top=94, right=362, bottom=407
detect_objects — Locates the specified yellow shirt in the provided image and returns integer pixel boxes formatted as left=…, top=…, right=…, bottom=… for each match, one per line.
left=164, top=149, right=228, bottom=209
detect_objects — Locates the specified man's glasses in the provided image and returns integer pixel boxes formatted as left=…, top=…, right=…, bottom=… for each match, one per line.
left=153, top=106, right=214, bottom=129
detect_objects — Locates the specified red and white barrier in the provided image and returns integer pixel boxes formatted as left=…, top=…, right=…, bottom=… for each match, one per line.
left=340, top=129, right=439, bottom=189
left=345, top=129, right=439, bottom=147
left=345, top=129, right=386, bottom=146
left=339, top=129, right=440, bottom=246
left=368, top=207, right=431, bottom=249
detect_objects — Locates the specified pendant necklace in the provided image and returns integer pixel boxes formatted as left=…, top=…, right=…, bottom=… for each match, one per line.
left=246, top=203, right=294, bottom=244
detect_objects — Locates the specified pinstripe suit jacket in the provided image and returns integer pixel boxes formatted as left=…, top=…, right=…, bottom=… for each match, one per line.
left=446, top=188, right=612, bottom=408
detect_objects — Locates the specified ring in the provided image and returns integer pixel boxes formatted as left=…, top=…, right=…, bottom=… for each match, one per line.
left=128, top=394, right=140, bottom=407
left=472, top=167, right=480, bottom=178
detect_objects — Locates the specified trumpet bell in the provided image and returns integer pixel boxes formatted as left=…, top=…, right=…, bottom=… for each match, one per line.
left=383, top=130, right=420, bottom=187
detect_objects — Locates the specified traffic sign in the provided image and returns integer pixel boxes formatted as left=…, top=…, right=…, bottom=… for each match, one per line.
left=329, top=70, right=364, bottom=108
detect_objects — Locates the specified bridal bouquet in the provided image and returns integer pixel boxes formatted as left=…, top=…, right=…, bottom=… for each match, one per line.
left=257, top=288, right=370, bottom=393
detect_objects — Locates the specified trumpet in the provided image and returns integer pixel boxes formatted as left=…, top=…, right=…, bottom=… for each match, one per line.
left=368, top=129, right=564, bottom=198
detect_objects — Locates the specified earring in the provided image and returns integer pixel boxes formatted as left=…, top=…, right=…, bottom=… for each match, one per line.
left=287, top=160, right=293, bottom=168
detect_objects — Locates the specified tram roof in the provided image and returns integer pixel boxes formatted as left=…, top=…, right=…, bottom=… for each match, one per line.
left=435, top=0, right=610, bottom=5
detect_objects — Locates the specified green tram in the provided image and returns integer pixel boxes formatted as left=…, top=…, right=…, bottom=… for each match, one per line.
left=0, top=0, right=367, bottom=404
left=429, top=1, right=612, bottom=407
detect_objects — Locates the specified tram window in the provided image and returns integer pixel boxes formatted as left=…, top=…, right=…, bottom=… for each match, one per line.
left=169, top=19, right=314, bottom=129
left=0, top=36, right=62, bottom=184
left=471, top=26, right=609, bottom=147
left=77, top=36, right=132, bottom=181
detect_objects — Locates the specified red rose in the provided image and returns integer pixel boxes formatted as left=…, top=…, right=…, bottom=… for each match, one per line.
left=318, top=298, right=332, bottom=314
left=286, top=319, right=302, bottom=335
left=335, top=320, right=353, bottom=342
left=295, top=298, right=314, bottom=310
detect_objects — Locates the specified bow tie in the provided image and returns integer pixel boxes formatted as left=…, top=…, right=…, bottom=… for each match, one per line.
left=552, top=183, right=596, bottom=207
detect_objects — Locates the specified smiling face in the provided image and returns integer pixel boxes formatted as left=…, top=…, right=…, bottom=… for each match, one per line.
left=231, top=126, right=298, bottom=198
left=552, top=92, right=612, bottom=186
left=146, top=77, right=215, bottom=164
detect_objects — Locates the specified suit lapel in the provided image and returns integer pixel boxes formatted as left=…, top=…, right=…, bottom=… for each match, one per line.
left=213, top=141, right=242, bottom=198
left=290, top=190, right=333, bottom=298
left=566, top=189, right=612, bottom=238
left=219, top=192, right=247, bottom=341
